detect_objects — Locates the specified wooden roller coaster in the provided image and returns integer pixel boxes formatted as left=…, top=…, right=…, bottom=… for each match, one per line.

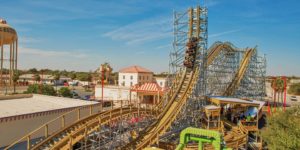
left=4, top=6, right=258, bottom=150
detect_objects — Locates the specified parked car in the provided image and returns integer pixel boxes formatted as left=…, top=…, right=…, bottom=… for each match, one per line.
left=82, top=95, right=91, bottom=100
left=63, top=82, right=69, bottom=86
left=291, top=96, right=298, bottom=101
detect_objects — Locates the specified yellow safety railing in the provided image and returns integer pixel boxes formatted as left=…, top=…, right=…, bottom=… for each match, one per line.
left=4, top=100, right=130, bottom=150
left=35, top=107, right=153, bottom=150
left=134, top=67, right=200, bottom=149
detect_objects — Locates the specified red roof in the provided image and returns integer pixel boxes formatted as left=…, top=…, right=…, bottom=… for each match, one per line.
left=131, top=82, right=168, bottom=94
left=119, top=66, right=152, bottom=73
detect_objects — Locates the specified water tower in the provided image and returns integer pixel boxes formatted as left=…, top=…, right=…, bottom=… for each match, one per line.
left=0, top=19, right=18, bottom=88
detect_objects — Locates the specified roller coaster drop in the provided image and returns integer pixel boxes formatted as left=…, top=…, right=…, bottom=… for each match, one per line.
left=5, top=5, right=266, bottom=150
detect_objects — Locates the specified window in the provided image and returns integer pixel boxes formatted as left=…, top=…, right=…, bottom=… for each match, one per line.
left=146, top=76, right=148, bottom=80
left=122, top=81, right=125, bottom=86
left=123, top=75, right=125, bottom=79
left=142, top=76, right=144, bottom=80
left=130, top=82, right=133, bottom=86
left=130, top=75, right=133, bottom=80
left=139, top=76, right=141, bottom=80
left=160, top=82, right=163, bottom=86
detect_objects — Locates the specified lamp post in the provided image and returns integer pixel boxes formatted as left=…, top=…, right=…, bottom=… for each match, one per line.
left=100, top=63, right=112, bottom=109
left=102, top=69, right=104, bottom=102
left=283, top=76, right=287, bottom=111
left=100, top=65, right=105, bottom=107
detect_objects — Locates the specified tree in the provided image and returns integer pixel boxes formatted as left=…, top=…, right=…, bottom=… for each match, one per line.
left=76, top=73, right=92, bottom=81
left=33, top=74, right=41, bottom=83
left=39, top=69, right=52, bottom=74
left=58, top=87, right=72, bottom=97
left=41, top=84, right=57, bottom=96
left=60, top=69, right=68, bottom=77
left=53, top=73, right=61, bottom=82
left=69, top=73, right=76, bottom=81
left=288, top=83, right=300, bottom=95
left=12, top=71, right=20, bottom=93
left=261, top=106, right=300, bottom=149
left=28, top=68, right=38, bottom=74
left=25, top=84, right=56, bottom=96
left=53, top=72, right=61, bottom=92
left=111, top=72, right=118, bottom=85
left=25, top=84, right=39, bottom=94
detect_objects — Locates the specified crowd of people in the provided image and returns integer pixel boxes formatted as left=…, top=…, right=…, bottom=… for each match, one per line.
left=183, top=37, right=199, bottom=68
left=222, top=106, right=256, bottom=126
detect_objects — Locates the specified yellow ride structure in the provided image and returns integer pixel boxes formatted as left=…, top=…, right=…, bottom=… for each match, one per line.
left=5, top=5, right=266, bottom=150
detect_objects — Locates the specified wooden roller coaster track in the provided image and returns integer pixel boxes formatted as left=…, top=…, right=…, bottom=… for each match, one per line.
left=4, top=42, right=255, bottom=150
left=4, top=5, right=256, bottom=149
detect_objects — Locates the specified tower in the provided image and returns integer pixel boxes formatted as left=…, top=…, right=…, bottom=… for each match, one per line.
left=0, top=19, right=18, bottom=89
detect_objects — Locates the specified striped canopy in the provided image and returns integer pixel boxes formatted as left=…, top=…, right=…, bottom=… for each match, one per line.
left=130, top=82, right=168, bottom=94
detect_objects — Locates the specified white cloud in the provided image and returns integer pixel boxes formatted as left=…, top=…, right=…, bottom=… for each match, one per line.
left=155, top=44, right=172, bottom=50
left=103, top=16, right=172, bottom=45
left=17, top=47, right=105, bottom=71
left=209, top=29, right=242, bottom=38
left=19, top=37, right=41, bottom=44
left=19, top=47, right=88, bottom=58
left=204, top=0, right=220, bottom=7
left=6, top=0, right=146, bottom=26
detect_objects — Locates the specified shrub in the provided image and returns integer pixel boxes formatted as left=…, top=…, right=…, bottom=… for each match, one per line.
left=58, top=87, right=72, bottom=98
left=288, top=83, right=300, bottom=95
left=25, top=84, right=56, bottom=96
left=261, top=106, right=300, bottom=149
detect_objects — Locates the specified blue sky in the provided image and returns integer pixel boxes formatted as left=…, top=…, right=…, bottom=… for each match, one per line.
left=0, top=0, right=299, bottom=75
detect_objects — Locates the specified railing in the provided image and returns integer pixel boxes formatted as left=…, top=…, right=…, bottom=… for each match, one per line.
left=224, top=124, right=249, bottom=149
left=136, top=67, right=199, bottom=149
left=220, top=121, right=225, bottom=135
left=5, top=68, right=187, bottom=150
left=155, top=68, right=185, bottom=113
left=201, top=117, right=221, bottom=130
left=238, top=124, right=249, bottom=134
left=154, top=68, right=187, bottom=119
left=36, top=107, right=153, bottom=150
left=4, top=100, right=131, bottom=150
left=240, top=120, right=257, bottom=129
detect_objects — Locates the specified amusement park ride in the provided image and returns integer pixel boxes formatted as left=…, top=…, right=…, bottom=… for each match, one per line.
left=4, top=4, right=267, bottom=150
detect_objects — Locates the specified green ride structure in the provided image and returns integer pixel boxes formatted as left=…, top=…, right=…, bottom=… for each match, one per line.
left=176, top=127, right=232, bottom=150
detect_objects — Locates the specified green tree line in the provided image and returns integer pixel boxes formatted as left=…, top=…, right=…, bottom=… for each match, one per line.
left=288, top=83, right=300, bottom=95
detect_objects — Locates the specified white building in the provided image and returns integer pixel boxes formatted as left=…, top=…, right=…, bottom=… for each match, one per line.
left=154, top=76, right=168, bottom=88
left=0, top=94, right=99, bottom=147
left=118, top=66, right=153, bottom=87
left=290, top=79, right=300, bottom=84
left=18, top=74, right=72, bottom=85
left=94, top=85, right=137, bottom=101
left=95, top=66, right=169, bottom=104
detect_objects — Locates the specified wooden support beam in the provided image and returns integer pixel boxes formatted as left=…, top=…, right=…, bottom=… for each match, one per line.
left=45, top=124, right=48, bottom=138
left=89, top=105, right=92, bottom=115
left=77, top=108, right=80, bottom=121
left=62, top=115, right=65, bottom=128
left=27, top=136, right=31, bottom=150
